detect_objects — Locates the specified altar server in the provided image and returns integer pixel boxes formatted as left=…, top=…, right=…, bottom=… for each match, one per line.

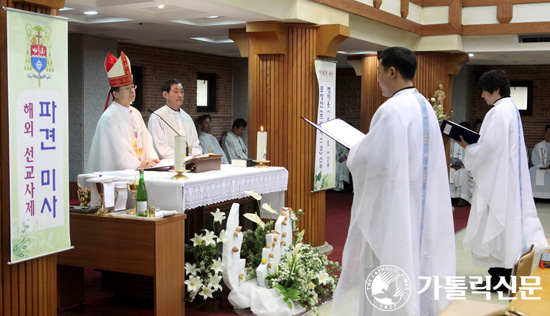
left=222, top=118, right=248, bottom=162
left=458, top=69, right=548, bottom=291
left=529, top=124, right=550, bottom=198
left=148, top=78, right=202, bottom=159
left=86, top=51, right=159, bottom=172
left=197, top=114, right=229, bottom=164
left=333, top=47, right=455, bottom=316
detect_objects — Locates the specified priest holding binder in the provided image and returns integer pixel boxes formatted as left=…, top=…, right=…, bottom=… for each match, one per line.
left=456, top=69, right=547, bottom=292
left=333, top=47, right=455, bottom=316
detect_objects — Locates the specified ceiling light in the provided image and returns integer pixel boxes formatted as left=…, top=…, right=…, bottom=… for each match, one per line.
left=469, top=53, right=474, bottom=57
left=158, top=4, right=165, bottom=9
left=83, top=11, right=98, bottom=15
left=207, top=15, right=219, bottom=19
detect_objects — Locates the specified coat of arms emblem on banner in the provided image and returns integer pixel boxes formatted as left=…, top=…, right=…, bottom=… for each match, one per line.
left=25, top=24, right=53, bottom=87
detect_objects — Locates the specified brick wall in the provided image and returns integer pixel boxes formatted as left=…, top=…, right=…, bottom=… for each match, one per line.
left=335, top=68, right=361, bottom=129
left=118, top=43, right=234, bottom=140
left=471, top=65, right=550, bottom=147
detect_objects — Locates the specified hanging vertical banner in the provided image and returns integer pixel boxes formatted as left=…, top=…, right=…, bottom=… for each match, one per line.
left=7, top=8, right=70, bottom=264
left=312, top=59, right=336, bottom=192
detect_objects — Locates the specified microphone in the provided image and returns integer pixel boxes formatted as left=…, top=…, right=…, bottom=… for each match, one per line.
left=147, top=109, right=181, bottom=136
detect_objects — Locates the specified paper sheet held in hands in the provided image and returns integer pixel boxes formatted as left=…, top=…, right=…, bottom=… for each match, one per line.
left=301, top=117, right=365, bottom=149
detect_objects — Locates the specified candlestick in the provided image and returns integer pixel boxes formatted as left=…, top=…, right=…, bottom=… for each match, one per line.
left=257, top=126, right=267, bottom=161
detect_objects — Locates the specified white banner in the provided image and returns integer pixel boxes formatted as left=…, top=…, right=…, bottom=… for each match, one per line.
left=7, top=9, right=70, bottom=264
left=313, top=60, right=336, bottom=192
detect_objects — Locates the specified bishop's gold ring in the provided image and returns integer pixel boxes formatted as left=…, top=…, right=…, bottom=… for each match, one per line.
left=146, top=162, right=150, bottom=166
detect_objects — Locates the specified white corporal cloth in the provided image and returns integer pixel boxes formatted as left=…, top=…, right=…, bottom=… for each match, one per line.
left=333, top=88, right=455, bottom=316
left=87, top=102, right=158, bottom=173
left=464, top=97, right=548, bottom=269
left=529, top=140, right=550, bottom=198
left=78, top=165, right=288, bottom=215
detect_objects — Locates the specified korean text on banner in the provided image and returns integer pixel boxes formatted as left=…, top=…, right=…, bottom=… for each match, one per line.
left=7, top=9, right=70, bottom=264
left=313, top=60, right=336, bottom=192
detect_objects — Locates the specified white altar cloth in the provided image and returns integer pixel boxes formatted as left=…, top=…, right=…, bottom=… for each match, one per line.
left=78, top=165, right=288, bottom=215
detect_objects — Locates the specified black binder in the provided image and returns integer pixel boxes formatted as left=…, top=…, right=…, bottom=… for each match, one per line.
left=440, top=120, right=480, bottom=144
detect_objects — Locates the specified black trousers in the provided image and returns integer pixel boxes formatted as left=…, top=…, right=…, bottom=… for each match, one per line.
left=488, top=267, right=512, bottom=287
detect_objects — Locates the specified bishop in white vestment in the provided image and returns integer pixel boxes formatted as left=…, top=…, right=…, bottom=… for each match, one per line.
left=449, top=138, right=473, bottom=204
left=148, top=79, right=201, bottom=159
left=529, top=125, right=550, bottom=198
left=87, top=51, right=159, bottom=173
left=333, top=47, right=455, bottom=316
left=196, top=114, right=229, bottom=164
left=459, top=70, right=547, bottom=289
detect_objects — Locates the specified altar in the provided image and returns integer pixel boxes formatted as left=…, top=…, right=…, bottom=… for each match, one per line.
left=78, top=165, right=288, bottom=213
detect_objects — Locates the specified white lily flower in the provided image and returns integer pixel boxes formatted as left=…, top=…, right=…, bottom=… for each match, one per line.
left=203, top=230, right=216, bottom=246
left=210, top=208, right=226, bottom=224
left=190, top=233, right=203, bottom=247
left=185, top=262, right=197, bottom=276
left=243, top=213, right=265, bottom=229
left=244, top=189, right=262, bottom=200
left=185, top=275, right=203, bottom=292
left=262, top=203, right=278, bottom=215
left=199, top=286, right=214, bottom=300
left=208, top=274, right=223, bottom=292
left=290, top=211, right=298, bottom=221
left=210, top=258, right=223, bottom=274
left=217, top=229, right=230, bottom=243
left=317, top=271, right=330, bottom=285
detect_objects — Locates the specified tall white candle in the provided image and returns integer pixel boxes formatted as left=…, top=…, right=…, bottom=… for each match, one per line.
left=257, top=126, right=267, bottom=161
left=174, top=135, right=187, bottom=171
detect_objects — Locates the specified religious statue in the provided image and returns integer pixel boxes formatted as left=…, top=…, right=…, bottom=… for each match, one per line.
left=433, top=83, right=446, bottom=107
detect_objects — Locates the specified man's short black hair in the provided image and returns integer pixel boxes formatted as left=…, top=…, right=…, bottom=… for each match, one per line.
left=161, top=78, right=183, bottom=93
left=196, top=114, right=212, bottom=126
left=378, top=47, right=417, bottom=81
left=109, top=87, right=120, bottom=99
left=233, top=118, right=247, bottom=129
left=545, top=124, right=550, bottom=132
left=478, top=70, right=510, bottom=97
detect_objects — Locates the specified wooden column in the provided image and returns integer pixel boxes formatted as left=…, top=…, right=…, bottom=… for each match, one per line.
left=230, top=22, right=349, bottom=246
left=358, top=52, right=468, bottom=133
left=1, top=1, right=64, bottom=315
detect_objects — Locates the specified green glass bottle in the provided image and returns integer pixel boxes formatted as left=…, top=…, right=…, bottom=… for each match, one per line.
left=136, top=168, right=148, bottom=217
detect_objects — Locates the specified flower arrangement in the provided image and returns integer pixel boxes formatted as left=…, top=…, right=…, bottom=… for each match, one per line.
left=430, top=97, right=447, bottom=125
left=184, top=188, right=341, bottom=316
left=184, top=208, right=227, bottom=302
left=266, top=243, right=340, bottom=315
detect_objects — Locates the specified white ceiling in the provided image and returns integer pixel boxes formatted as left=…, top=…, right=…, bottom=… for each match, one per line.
left=59, top=0, right=550, bottom=66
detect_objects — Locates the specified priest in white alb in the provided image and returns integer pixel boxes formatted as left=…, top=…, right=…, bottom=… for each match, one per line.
left=457, top=69, right=548, bottom=292
left=86, top=51, right=159, bottom=172
left=333, top=47, right=455, bottom=316
left=148, top=78, right=202, bottom=159
left=222, top=118, right=248, bottom=163
left=196, top=114, right=229, bottom=164
left=529, top=124, right=550, bottom=199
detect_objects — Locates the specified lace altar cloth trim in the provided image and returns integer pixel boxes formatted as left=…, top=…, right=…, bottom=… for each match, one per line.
left=184, top=167, right=288, bottom=209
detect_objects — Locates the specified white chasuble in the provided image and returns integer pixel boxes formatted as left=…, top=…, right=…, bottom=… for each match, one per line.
left=87, top=102, right=158, bottom=172
left=464, top=97, right=548, bottom=268
left=148, top=105, right=202, bottom=159
left=332, top=88, right=455, bottom=316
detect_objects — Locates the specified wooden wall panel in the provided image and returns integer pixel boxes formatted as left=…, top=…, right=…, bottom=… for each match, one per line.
left=360, top=55, right=385, bottom=133
left=248, top=24, right=326, bottom=246
left=1, top=1, right=61, bottom=315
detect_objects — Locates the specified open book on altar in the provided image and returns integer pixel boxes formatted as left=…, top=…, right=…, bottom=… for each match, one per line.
left=302, top=117, right=365, bottom=149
